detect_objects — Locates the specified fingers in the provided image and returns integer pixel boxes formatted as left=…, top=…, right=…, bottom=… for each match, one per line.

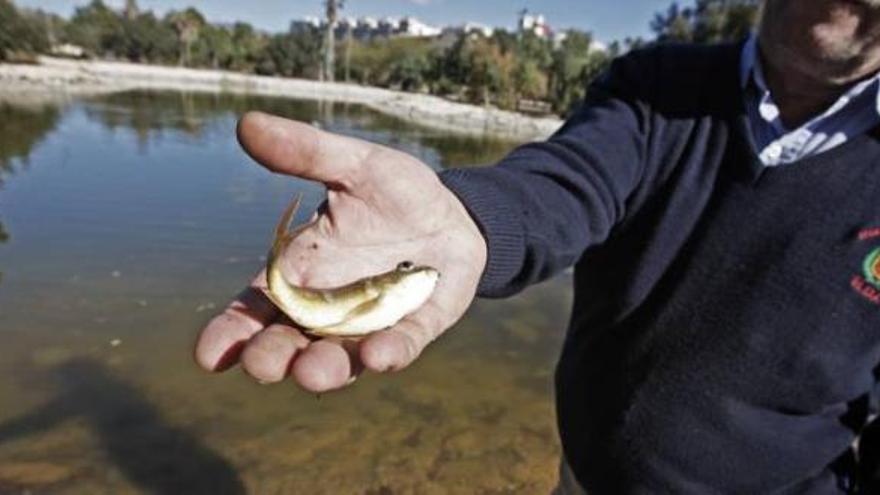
left=196, top=277, right=450, bottom=391
left=194, top=272, right=278, bottom=372
left=237, top=112, right=374, bottom=189
left=291, top=339, right=363, bottom=393
left=240, top=322, right=310, bottom=384
left=237, top=312, right=443, bottom=392
left=240, top=316, right=439, bottom=392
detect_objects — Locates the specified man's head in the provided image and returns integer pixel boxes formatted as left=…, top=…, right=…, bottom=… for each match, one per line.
left=759, top=0, right=880, bottom=87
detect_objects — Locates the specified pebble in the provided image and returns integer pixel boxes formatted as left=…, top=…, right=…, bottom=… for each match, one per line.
left=196, top=302, right=216, bottom=313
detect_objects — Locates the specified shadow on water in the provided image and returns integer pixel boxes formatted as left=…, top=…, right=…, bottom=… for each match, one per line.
left=0, top=358, right=245, bottom=495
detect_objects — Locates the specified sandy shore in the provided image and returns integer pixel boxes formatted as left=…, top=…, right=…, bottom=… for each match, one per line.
left=0, top=56, right=562, bottom=141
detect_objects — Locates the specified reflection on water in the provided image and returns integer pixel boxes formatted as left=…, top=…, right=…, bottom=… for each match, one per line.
left=0, top=101, right=62, bottom=287
left=0, top=102, right=61, bottom=175
left=0, top=90, right=570, bottom=493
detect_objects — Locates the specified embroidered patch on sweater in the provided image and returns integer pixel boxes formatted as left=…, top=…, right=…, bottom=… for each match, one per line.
left=852, top=228, right=880, bottom=305
left=865, top=248, right=880, bottom=285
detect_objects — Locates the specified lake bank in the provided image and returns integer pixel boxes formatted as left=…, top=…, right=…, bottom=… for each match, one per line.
left=0, top=57, right=562, bottom=141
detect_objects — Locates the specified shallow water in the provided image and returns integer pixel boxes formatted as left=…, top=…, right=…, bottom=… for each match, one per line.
left=0, top=91, right=571, bottom=494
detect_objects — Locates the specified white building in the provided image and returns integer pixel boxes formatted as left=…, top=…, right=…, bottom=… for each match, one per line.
left=462, top=22, right=494, bottom=37
left=519, top=10, right=552, bottom=39
left=290, top=16, right=321, bottom=33
left=399, top=17, right=442, bottom=37
left=441, top=22, right=494, bottom=39
left=328, top=15, right=442, bottom=40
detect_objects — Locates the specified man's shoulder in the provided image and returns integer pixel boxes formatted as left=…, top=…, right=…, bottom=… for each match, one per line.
left=603, top=40, right=746, bottom=116
left=621, top=40, right=742, bottom=73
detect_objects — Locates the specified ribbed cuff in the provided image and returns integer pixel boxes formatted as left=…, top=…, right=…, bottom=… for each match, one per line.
left=439, top=168, right=525, bottom=298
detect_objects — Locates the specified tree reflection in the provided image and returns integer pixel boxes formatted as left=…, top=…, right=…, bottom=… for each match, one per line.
left=0, top=100, right=62, bottom=286
left=83, top=90, right=326, bottom=148
left=0, top=101, right=61, bottom=178
left=420, top=134, right=515, bottom=168
left=80, top=90, right=518, bottom=168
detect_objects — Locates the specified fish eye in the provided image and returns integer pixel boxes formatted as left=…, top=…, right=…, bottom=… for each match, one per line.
left=398, top=261, right=415, bottom=271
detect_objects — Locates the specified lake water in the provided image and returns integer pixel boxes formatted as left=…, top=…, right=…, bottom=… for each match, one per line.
left=0, top=91, right=571, bottom=494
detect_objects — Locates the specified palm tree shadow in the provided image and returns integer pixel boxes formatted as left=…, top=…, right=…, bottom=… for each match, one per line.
left=0, top=358, right=246, bottom=495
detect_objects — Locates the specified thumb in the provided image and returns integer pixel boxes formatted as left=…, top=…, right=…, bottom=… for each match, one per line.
left=237, top=111, right=373, bottom=189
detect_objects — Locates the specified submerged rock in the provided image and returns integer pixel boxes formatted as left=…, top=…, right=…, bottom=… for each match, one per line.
left=31, top=347, right=76, bottom=368
left=0, top=461, right=75, bottom=487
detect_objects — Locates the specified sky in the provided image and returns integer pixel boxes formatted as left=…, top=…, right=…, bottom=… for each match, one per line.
left=14, top=0, right=682, bottom=43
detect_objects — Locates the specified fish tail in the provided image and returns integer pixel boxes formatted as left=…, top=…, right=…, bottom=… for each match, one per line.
left=270, top=193, right=303, bottom=264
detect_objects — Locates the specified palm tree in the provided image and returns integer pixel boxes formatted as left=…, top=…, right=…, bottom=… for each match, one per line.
left=124, top=0, right=138, bottom=20
left=323, top=0, right=343, bottom=81
left=169, top=8, right=205, bottom=66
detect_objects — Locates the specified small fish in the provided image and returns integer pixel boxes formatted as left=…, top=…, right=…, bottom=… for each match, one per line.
left=264, top=194, right=440, bottom=337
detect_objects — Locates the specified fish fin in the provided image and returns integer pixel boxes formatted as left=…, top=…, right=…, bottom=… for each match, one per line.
left=342, top=295, right=383, bottom=320
left=306, top=295, right=383, bottom=335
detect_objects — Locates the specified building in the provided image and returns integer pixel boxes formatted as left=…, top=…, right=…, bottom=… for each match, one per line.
left=518, top=9, right=552, bottom=39
left=399, top=17, right=443, bottom=37
left=290, top=17, right=321, bottom=34
left=326, top=15, right=442, bottom=40
left=439, top=22, right=494, bottom=40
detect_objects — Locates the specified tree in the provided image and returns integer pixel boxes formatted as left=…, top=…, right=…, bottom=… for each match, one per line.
left=513, top=59, right=546, bottom=101
left=692, top=0, right=758, bottom=43
left=652, top=0, right=759, bottom=44
left=193, top=24, right=233, bottom=69
left=464, top=36, right=516, bottom=108
left=550, top=30, right=611, bottom=115
left=256, top=28, right=321, bottom=78
left=228, top=23, right=267, bottom=72
left=651, top=3, right=693, bottom=42
left=512, top=31, right=552, bottom=102
left=124, top=0, right=138, bottom=21
left=323, top=0, right=343, bottom=81
left=346, top=36, right=433, bottom=88
left=388, top=51, right=431, bottom=91
left=167, top=7, right=205, bottom=66
left=123, top=11, right=177, bottom=63
left=0, top=0, right=51, bottom=61
left=64, top=0, right=124, bottom=57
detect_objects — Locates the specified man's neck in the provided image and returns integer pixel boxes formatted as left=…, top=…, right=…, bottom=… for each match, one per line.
left=759, top=54, right=847, bottom=129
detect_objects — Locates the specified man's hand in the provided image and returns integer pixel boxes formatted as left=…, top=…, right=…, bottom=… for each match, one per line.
left=194, top=112, right=487, bottom=392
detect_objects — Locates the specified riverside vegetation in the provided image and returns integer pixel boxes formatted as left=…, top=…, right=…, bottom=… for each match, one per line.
left=1, top=0, right=759, bottom=116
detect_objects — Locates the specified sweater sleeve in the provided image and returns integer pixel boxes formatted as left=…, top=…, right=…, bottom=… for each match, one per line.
left=439, top=50, right=653, bottom=298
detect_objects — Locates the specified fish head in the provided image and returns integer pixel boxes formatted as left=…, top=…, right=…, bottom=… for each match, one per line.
left=384, top=261, right=441, bottom=290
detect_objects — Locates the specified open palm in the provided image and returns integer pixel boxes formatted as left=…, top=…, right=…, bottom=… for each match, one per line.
left=194, top=112, right=487, bottom=392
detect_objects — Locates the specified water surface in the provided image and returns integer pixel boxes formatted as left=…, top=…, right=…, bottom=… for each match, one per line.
left=0, top=91, right=571, bottom=494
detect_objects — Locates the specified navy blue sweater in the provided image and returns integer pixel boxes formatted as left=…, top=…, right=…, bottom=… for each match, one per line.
left=441, top=42, right=880, bottom=494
